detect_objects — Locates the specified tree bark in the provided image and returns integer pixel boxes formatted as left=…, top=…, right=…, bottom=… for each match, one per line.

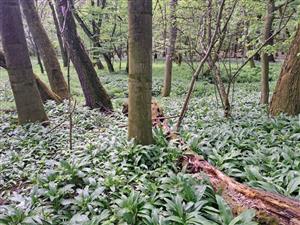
left=48, top=0, right=68, bottom=67
left=33, top=39, right=44, bottom=74
left=20, top=0, right=69, bottom=100
left=162, top=0, right=178, bottom=97
left=0, top=51, right=62, bottom=104
left=56, top=0, right=113, bottom=112
left=0, top=0, right=48, bottom=124
left=34, top=74, right=62, bottom=103
left=128, top=0, right=153, bottom=145
left=270, top=25, right=300, bottom=116
left=260, top=0, right=275, bottom=105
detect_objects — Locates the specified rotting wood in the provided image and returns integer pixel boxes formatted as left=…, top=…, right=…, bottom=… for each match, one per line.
left=122, top=99, right=300, bottom=225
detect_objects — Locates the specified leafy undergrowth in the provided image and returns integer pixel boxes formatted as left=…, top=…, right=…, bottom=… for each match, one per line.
left=0, top=101, right=257, bottom=224
left=1, top=78, right=299, bottom=224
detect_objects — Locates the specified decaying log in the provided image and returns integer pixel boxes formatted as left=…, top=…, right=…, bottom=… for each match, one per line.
left=122, top=99, right=300, bottom=225
left=180, top=154, right=300, bottom=225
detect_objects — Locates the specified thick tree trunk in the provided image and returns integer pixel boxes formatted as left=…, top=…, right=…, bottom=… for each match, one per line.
left=0, top=51, right=62, bottom=104
left=0, top=0, right=48, bottom=124
left=21, top=0, right=69, bottom=100
left=128, top=0, right=153, bottom=145
left=162, top=0, right=178, bottom=97
left=56, top=0, right=113, bottom=112
left=260, top=0, right=275, bottom=105
left=48, top=0, right=68, bottom=67
left=270, top=25, right=300, bottom=116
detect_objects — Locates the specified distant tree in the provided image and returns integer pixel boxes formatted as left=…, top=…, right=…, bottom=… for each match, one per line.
left=0, top=0, right=48, bottom=124
left=20, top=0, right=69, bottom=100
left=48, top=0, right=68, bottom=67
left=71, top=3, right=115, bottom=73
left=162, top=0, right=178, bottom=97
left=260, top=0, right=275, bottom=105
left=128, top=0, right=153, bottom=145
left=56, top=0, right=113, bottom=111
left=270, top=25, right=300, bottom=116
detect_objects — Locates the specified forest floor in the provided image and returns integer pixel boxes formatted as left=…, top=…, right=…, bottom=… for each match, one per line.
left=0, top=60, right=300, bottom=224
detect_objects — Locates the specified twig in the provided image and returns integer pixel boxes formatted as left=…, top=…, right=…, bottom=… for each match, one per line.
left=175, top=0, right=226, bottom=132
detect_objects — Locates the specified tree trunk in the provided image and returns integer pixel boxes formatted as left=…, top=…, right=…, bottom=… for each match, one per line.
left=249, top=57, right=256, bottom=68
left=71, top=3, right=115, bottom=73
left=48, top=0, right=68, bottom=67
left=260, top=0, right=275, bottom=105
left=0, top=0, right=48, bottom=124
left=103, top=53, right=115, bottom=73
left=91, top=0, right=105, bottom=70
left=33, top=40, right=44, bottom=74
left=34, top=74, right=62, bottom=103
left=270, top=25, right=300, bottom=116
left=128, top=0, right=153, bottom=145
left=20, top=0, right=69, bottom=100
left=162, top=0, right=178, bottom=97
left=56, top=0, right=113, bottom=112
left=0, top=50, right=61, bottom=104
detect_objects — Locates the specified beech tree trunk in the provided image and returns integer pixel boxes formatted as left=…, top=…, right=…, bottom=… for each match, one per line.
left=20, top=0, right=69, bottom=100
left=0, top=0, right=48, bottom=124
left=260, top=0, right=275, bottom=105
left=48, top=0, right=68, bottom=67
left=270, top=25, right=300, bottom=116
left=0, top=51, right=61, bottom=104
left=56, top=0, right=113, bottom=111
left=162, top=0, right=178, bottom=97
left=128, top=0, right=153, bottom=145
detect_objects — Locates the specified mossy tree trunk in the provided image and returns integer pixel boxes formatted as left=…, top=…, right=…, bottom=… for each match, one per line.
left=20, top=0, right=69, bottom=100
left=270, top=25, right=300, bottom=116
left=128, top=0, right=153, bottom=145
left=56, top=0, right=113, bottom=112
left=162, top=0, right=178, bottom=97
left=0, top=0, right=48, bottom=124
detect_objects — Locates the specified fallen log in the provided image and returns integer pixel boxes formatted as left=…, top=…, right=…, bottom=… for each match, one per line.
left=122, top=99, right=300, bottom=225
left=179, top=154, right=300, bottom=225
